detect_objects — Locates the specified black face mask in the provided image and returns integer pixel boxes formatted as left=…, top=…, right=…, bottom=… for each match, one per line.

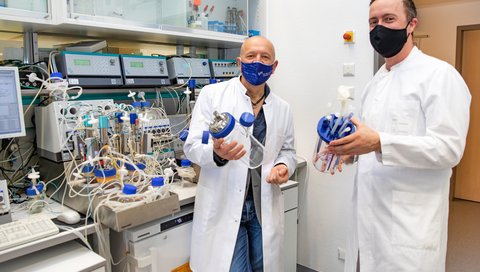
left=370, top=23, right=410, bottom=58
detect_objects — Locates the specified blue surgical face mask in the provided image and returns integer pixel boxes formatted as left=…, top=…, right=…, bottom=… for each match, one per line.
left=241, top=61, right=274, bottom=86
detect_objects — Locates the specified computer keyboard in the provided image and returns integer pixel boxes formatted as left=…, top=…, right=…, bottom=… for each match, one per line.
left=0, top=216, right=59, bottom=251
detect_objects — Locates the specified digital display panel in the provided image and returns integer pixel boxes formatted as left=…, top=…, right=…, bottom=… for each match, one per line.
left=74, top=59, right=91, bottom=66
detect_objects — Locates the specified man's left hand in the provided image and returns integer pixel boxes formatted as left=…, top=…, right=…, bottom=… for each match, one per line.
left=267, top=164, right=289, bottom=184
left=327, top=117, right=381, bottom=156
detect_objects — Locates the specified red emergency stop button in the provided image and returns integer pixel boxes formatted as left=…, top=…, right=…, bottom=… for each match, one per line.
left=343, top=31, right=354, bottom=43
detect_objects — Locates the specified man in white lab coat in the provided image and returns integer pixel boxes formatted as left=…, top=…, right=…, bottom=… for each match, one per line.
left=328, top=0, right=471, bottom=271
left=184, top=36, right=296, bottom=272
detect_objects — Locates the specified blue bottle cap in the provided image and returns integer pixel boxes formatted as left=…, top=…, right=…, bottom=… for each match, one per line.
left=188, top=79, right=196, bottom=89
left=132, top=101, right=142, bottom=108
left=122, top=184, right=137, bottom=195
left=179, top=129, right=189, bottom=142
left=26, top=187, right=38, bottom=197
left=152, top=176, right=165, bottom=187
left=209, top=78, right=217, bottom=84
left=181, top=159, right=192, bottom=167
left=26, top=184, right=44, bottom=196
left=141, top=101, right=151, bottom=108
left=210, top=112, right=235, bottom=139
left=317, top=114, right=356, bottom=143
left=129, top=113, right=138, bottom=125
left=115, top=112, right=124, bottom=123
left=240, top=112, right=255, bottom=127
left=201, top=130, right=210, bottom=144
left=98, top=116, right=109, bottom=129
left=82, top=164, right=94, bottom=173
left=50, top=72, right=63, bottom=78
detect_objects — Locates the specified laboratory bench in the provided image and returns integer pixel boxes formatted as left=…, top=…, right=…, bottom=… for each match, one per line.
left=0, top=157, right=305, bottom=271
left=109, top=157, right=304, bottom=272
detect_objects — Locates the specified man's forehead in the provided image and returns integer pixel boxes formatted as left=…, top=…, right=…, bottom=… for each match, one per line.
left=370, top=0, right=404, bottom=16
left=241, top=39, right=274, bottom=55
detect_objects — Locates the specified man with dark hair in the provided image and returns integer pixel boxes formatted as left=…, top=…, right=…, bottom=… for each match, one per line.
left=329, top=0, right=471, bottom=271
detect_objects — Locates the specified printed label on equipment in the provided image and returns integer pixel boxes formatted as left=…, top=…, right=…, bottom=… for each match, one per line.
left=68, top=78, right=79, bottom=84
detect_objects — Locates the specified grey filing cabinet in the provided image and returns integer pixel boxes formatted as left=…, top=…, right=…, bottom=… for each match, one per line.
left=281, top=180, right=299, bottom=271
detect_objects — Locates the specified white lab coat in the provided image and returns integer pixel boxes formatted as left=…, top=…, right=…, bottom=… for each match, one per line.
left=184, top=77, right=296, bottom=272
left=345, top=47, right=471, bottom=272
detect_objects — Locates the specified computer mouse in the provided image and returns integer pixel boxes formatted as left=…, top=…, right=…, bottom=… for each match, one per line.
left=57, top=210, right=81, bottom=225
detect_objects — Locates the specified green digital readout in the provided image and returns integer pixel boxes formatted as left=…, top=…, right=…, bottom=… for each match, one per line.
left=130, top=62, right=144, bottom=68
left=74, top=59, right=91, bottom=66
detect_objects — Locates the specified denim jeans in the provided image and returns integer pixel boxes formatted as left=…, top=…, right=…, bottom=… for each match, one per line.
left=229, top=198, right=263, bottom=272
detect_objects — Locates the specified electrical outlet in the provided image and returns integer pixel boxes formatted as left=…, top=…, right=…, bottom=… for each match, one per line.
left=338, top=247, right=346, bottom=261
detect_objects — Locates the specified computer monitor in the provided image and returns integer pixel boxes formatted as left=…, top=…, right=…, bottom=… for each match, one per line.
left=0, top=67, right=26, bottom=139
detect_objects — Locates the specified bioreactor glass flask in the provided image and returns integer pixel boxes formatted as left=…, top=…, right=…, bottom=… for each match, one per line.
left=313, top=86, right=356, bottom=174
left=202, top=111, right=266, bottom=169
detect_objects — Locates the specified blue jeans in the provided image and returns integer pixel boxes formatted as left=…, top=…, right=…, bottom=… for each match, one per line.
left=230, top=198, right=263, bottom=272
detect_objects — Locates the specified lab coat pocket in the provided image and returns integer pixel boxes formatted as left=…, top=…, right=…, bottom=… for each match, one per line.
left=389, top=100, right=420, bottom=135
left=391, top=190, right=441, bottom=250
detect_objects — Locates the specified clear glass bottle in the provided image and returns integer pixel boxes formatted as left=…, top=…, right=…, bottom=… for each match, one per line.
left=202, top=111, right=266, bottom=169
left=117, top=184, right=143, bottom=203
left=150, top=176, right=167, bottom=199
left=26, top=184, right=45, bottom=214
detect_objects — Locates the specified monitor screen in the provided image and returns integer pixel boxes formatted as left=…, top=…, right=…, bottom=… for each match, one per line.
left=0, top=67, right=26, bottom=139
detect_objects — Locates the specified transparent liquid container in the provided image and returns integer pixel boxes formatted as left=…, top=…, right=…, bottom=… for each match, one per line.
left=26, top=184, right=45, bottom=214
left=202, top=111, right=266, bottom=169
left=313, top=114, right=355, bottom=174
left=312, top=85, right=356, bottom=174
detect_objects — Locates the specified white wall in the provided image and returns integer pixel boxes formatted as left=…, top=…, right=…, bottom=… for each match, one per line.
left=260, top=1, right=373, bottom=271
left=416, top=0, right=480, bottom=65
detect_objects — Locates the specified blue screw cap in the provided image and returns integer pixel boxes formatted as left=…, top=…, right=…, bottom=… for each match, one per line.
left=26, top=184, right=44, bottom=196
left=141, top=101, right=151, bottom=108
left=152, top=176, right=165, bottom=187
left=132, top=101, right=142, bottom=108
left=82, top=164, right=94, bottom=173
left=129, top=113, right=138, bottom=125
left=50, top=72, right=63, bottom=78
left=188, top=79, right=196, bottom=89
left=181, top=159, right=192, bottom=167
left=201, top=130, right=210, bottom=144
left=122, top=184, right=137, bottom=195
left=240, top=112, right=255, bottom=127
left=210, top=112, right=235, bottom=139
left=317, top=114, right=356, bottom=144
left=179, top=129, right=189, bottom=141
left=115, top=112, right=124, bottom=123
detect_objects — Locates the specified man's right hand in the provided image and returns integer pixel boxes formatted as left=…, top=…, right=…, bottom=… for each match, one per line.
left=213, top=138, right=247, bottom=161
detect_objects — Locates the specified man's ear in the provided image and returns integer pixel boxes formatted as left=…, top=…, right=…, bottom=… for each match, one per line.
left=271, top=60, right=279, bottom=74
